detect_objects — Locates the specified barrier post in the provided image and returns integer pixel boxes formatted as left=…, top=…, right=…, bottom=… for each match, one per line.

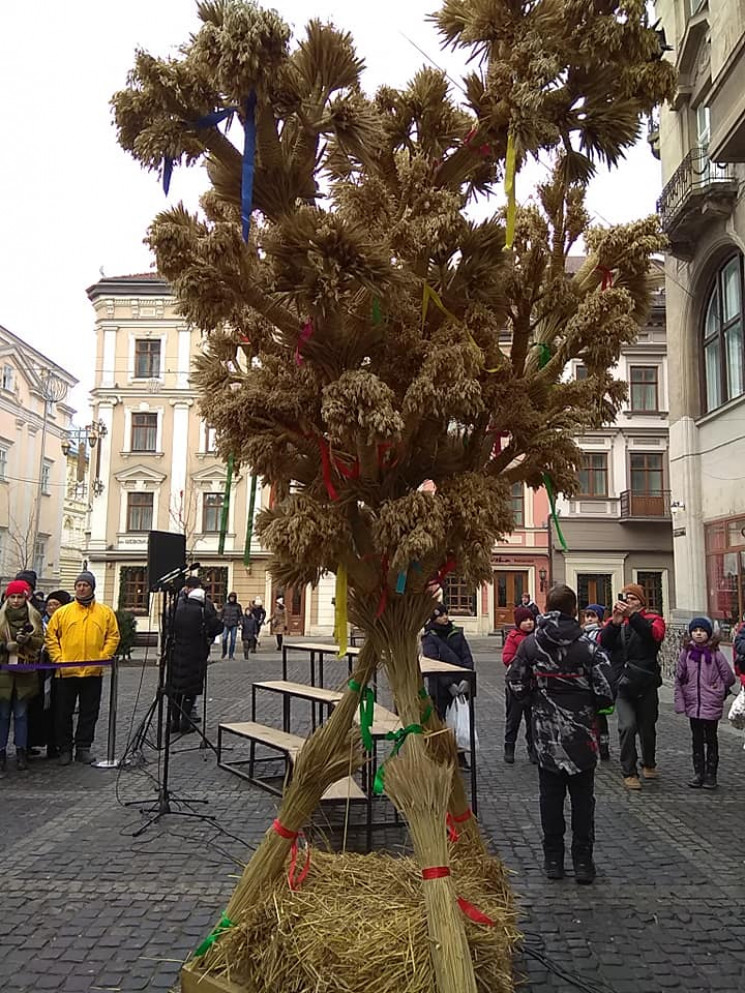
left=94, top=658, right=119, bottom=769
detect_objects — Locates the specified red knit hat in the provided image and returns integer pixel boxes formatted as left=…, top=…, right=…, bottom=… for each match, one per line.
left=514, top=606, right=535, bottom=626
left=5, top=580, right=31, bottom=598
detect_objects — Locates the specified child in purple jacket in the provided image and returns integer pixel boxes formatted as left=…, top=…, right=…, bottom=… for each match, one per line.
left=674, top=617, right=735, bottom=790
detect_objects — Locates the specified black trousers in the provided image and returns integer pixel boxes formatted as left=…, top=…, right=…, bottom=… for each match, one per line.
left=690, top=717, right=718, bottom=771
left=616, top=686, right=658, bottom=776
left=55, top=676, right=103, bottom=752
left=504, top=689, right=533, bottom=748
left=539, top=765, right=595, bottom=861
left=170, top=693, right=196, bottom=731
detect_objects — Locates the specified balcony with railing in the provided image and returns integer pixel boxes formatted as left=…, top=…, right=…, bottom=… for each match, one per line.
left=619, top=490, right=671, bottom=521
left=656, top=147, right=737, bottom=259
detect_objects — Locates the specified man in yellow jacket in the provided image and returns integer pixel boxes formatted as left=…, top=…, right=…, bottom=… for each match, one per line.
left=45, top=571, right=120, bottom=765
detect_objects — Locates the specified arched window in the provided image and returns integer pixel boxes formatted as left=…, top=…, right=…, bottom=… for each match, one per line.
left=702, top=254, right=745, bottom=413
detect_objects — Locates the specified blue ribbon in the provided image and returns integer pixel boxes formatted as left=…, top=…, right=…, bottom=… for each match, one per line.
left=395, top=570, right=407, bottom=595
left=162, top=157, right=174, bottom=195
left=194, top=108, right=237, bottom=129
left=241, top=92, right=257, bottom=243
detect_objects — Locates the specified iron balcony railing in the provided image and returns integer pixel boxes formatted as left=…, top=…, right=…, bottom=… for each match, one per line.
left=619, top=490, right=671, bottom=520
left=656, top=147, right=735, bottom=231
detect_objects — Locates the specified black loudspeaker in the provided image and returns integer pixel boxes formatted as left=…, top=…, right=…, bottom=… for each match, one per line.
left=147, top=531, right=187, bottom=591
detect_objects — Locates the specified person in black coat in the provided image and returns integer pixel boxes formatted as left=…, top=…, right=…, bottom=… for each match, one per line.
left=241, top=608, right=259, bottom=658
left=170, top=584, right=223, bottom=733
left=420, top=603, right=474, bottom=721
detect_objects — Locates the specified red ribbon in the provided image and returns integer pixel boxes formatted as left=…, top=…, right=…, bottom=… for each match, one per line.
left=317, top=437, right=339, bottom=501
left=422, top=866, right=451, bottom=880
left=377, top=442, right=400, bottom=469
left=272, top=819, right=298, bottom=841
left=490, top=430, right=510, bottom=459
left=375, top=555, right=389, bottom=619
left=457, top=897, right=496, bottom=926
left=464, top=127, right=491, bottom=157
left=434, top=558, right=457, bottom=587
left=295, top=318, right=314, bottom=366
left=595, top=265, right=614, bottom=291
left=446, top=808, right=473, bottom=842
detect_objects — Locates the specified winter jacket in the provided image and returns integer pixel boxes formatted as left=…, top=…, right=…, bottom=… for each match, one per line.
left=220, top=600, right=243, bottom=628
left=241, top=612, right=259, bottom=640
left=599, top=609, right=665, bottom=698
left=0, top=601, right=44, bottom=703
left=506, top=611, right=614, bottom=775
left=45, top=599, right=120, bottom=679
left=674, top=646, right=735, bottom=721
left=421, top=620, right=475, bottom=718
left=252, top=605, right=266, bottom=629
left=171, top=595, right=223, bottom=696
left=502, top=627, right=528, bottom=666
left=583, top=622, right=602, bottom=645
left=270, top=605, right=288, bottom=635
left=523, top=599, right=540, bottom=619
left=734, top=626, right=745, bottom=686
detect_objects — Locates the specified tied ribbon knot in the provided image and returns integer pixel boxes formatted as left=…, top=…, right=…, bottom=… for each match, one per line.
left=271, top=820, right=310, bottom=891
left=193, top=912, right=234, bottom=958
left=373, top=724, right=425, bottom=795
left=420, top=863, right=496, bottom=926
left=349, top=679, right=375, bottom=752
left=446, top=808, right=473, bottom=843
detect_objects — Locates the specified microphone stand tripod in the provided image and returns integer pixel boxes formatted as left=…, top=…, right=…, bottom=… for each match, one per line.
left=123, top=567, right=217, bottom=837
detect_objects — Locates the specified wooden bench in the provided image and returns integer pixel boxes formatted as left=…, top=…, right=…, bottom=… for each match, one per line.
left=252, top=679, right=343, bottom=732
left=217, top=719, right=364, bottom=802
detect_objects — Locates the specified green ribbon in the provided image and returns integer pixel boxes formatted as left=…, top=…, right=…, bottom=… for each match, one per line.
left=542, top=472, right=568, bottom=552
left=419, top=686, right=433, bottom=724
left=597, top=705, right=615, bottom=716
left=349, top=679, right=376, bottom=752
left=217, top=453, right=234, bottom=556
left=243, top=474, right=258, bottom=566
left=372, top=297, right=383, bottom=325
left=194, top=912, right=234, bottom=958
left=533, top=342, right=552, bottom=369
left=373, top=723, right=424, bottom=795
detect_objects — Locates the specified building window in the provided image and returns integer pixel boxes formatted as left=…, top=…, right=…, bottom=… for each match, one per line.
left=0, top=447, right=7, bottom=481
left=203, top=492, right=224, bottom=532
left=2, top=365, right=13, bottom=391
left=578, top=453, right=608, bottom=497
left=199, top=566, right=228, bottom=609
left=637, top=571, right=664, bottom=616
left=41, top=459, right=52, bottom=495
left=203, top=423, right=217, bottom=453
left=442, top=574, right=477, bottom=617
left=131, top=413, right=158, bottom=452
left=629, top=366, right=659, bottom=411
left=702, top=254, right=745, bottom=413
left=705, top=518, right=745, bottom=638
left=510, top=483, right=525, bottom=527
left=33, top=538, right=46, bottom=579
left=126, top=492, right=154, bottom=532
left=629, top=452, right=663, bottom=494
left=577, top=574, right=613, bottom=612
left=134, top=339, right=161, bottom=379
left=575, top=364, right=588, bottom=381
left=119, top=565, right=149, bottom=615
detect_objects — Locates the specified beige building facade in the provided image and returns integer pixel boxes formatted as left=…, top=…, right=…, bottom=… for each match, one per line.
left=85, top=275, right=276, bottom=634
left=0, top=324, right=77, bottom=588
left=656, top=0, right=745, bottom=635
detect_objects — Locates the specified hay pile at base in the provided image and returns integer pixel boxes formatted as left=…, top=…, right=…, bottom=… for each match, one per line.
left=202, top=847, right=519, bottom=993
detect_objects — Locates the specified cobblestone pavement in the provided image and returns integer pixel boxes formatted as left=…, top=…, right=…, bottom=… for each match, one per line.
left=1, top=637, right=744, bottom=992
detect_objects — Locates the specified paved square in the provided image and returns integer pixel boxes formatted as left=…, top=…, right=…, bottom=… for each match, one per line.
left=2, top=638, right=744, bottom=992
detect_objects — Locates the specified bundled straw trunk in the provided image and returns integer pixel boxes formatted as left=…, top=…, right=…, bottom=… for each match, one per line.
left=385, top=735, right=478, bottom=993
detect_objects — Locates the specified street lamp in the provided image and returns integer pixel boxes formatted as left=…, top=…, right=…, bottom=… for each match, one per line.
left=60, top=434, right=72, bottom=457
left=33, top=370, right=69, bottom=577
left=539, top=567, right=547, bottom=592
left=86, top=418, right=108, bottom=497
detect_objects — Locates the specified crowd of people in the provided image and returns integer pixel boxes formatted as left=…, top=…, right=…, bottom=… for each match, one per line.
left=421, top=580, right=740, bottom=886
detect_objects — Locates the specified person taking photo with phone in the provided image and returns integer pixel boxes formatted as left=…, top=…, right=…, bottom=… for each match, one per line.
left=599, top=583, right=665, bottom=790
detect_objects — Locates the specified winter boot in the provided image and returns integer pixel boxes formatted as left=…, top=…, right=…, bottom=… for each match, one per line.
left=688, top=743, right=705, bottom=788
left=573, top=857, right=596, bottom=885
left=543, top=853, right=565, bottom=880
left=703, top=742, right=718, bottom=790
left=58, top=751, right=72, bottom=766
left=75, top=748, right=93, bottom=764
left=503, top=743, right=515, bottom=764
left=599, top=736, right=611, bottom=761
left=0, top=749, right=6, bottom=778
left=16, top=748, right=28, bottom=772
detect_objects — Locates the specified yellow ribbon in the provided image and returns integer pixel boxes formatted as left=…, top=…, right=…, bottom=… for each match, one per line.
left=504, top=131, right=517, bottom=251
left=421, top=283, right=499, bottom=374
left=334, top=563, right=348, bottom=658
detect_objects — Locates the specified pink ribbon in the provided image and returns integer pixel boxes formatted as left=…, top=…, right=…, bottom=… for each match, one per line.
left=295, top=318, right=314, bottom=366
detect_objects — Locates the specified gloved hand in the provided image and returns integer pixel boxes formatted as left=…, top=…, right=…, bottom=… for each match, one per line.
left=16, top=631, right=30, bottom=646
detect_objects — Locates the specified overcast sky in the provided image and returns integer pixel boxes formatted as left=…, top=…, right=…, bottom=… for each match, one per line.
left=0, top=0, right=662, bottom=420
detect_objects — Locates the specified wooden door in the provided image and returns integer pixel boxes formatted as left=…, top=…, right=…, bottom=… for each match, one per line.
left=273, top=584, right=306, bottom=635
left=494, top=571, right=529, bottom=627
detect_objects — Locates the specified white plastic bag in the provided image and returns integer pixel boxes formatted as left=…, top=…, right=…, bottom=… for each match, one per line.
left=727, top=687, right=745, bottom=730
left=445, top=695, right=479, bottom=753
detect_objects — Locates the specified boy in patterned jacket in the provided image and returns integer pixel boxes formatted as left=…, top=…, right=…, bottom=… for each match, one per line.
left=506, top=584, right=613, bottom=885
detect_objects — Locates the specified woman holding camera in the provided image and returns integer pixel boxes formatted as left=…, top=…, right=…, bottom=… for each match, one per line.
left=0, top=580, right=45, bottom=774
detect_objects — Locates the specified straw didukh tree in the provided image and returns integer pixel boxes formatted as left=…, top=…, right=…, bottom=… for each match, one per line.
left=113, top=1, right=675, bottom=989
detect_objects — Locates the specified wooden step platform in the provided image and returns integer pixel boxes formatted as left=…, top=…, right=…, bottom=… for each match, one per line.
left=217, top=719, right=365, bottom=802
left=253, top=679, right=344, bottom=705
